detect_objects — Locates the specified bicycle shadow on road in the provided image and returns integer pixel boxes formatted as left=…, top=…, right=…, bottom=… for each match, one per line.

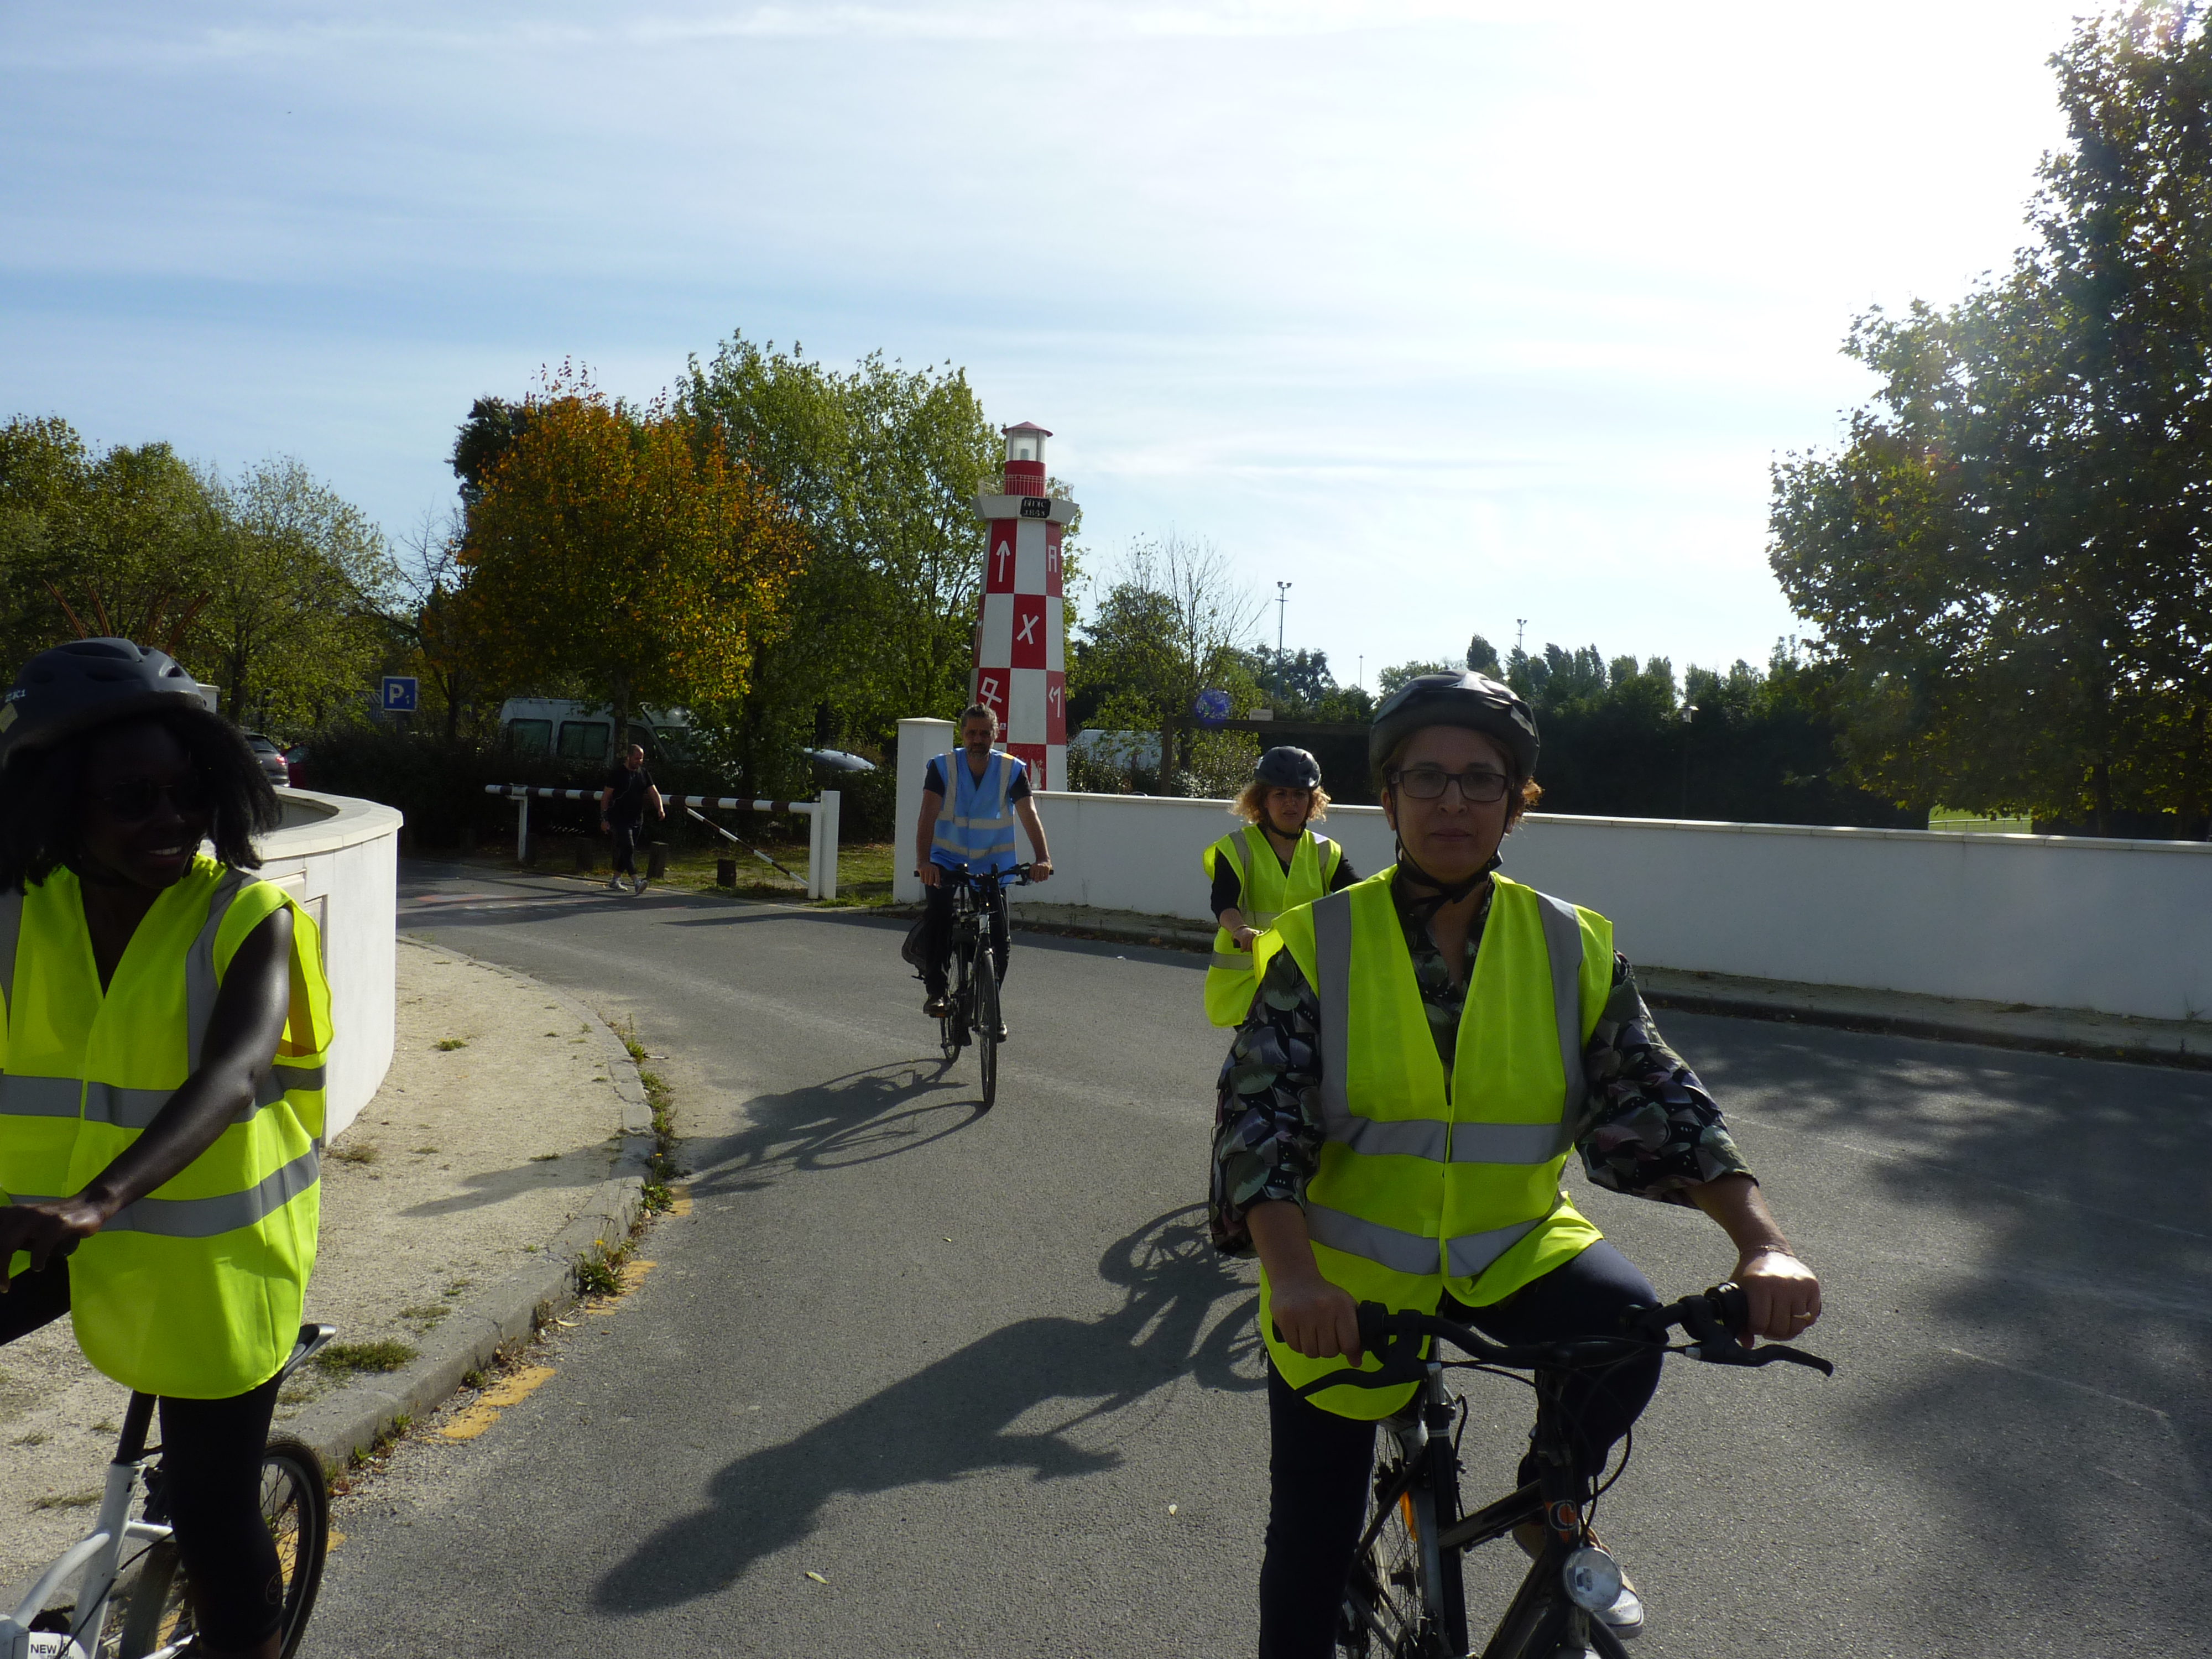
left=678, top=1058, right=986, bottom=1196
left=588, top=1204, right=1262, bottom=1615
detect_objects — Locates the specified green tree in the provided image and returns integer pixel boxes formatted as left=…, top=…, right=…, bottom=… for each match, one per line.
left=1068, top=534, right=1263, bottom=791
left=679, top=335, right=1066, bottom=792
left=1771, top=3, right=2212, bottom=833
left=196, top=457, right=400, bottom=730
left=459, top=372, right=807, bottom=745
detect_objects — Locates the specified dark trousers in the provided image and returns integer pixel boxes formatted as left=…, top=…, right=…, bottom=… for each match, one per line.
left=920, top=877, right=1009, bottom=995
left=1256, top=1241, right=1662, bottom=1659
left=609, top=818, right=646, bottom=876
left=0, top=1260, right=288, bottom=1650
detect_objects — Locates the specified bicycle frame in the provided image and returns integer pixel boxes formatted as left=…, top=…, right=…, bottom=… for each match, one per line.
left=5, top=1393, right=175, bottom=1659
left=1347, top=1359, right=1609, bottom=1658
left=2, top=1322, right=337, bottom=1659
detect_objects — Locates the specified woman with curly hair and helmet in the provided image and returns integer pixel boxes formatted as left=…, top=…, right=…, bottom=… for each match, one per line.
left=1201, top=746, right=1360, bottom=1027
left=0, top=638, right=332, bottom=1659
left=1209, top=672, right=1823, bottom=1656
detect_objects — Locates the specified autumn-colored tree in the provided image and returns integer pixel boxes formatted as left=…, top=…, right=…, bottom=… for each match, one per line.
left=458, top=371, right=806, bottom=743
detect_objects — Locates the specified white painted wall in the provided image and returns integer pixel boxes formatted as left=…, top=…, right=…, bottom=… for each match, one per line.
left=899, top=739, right=2212, bottom=1021
left=256, top=790, right=401, bottom=1139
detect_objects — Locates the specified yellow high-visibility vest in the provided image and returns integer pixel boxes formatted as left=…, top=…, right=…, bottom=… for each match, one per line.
left=1201, top=824, right=1343, bottom=1026
left=1256, top=869, right=1610, bottom=1418
left=0, top=856, right=331, bottom=1399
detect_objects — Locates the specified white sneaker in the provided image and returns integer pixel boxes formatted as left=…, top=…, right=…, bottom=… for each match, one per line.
left=604, top=875, right=623, bottom=891
left=631, top=875, right=649, bottom=894
left=1601, top=1579, right=1645, bottom=1639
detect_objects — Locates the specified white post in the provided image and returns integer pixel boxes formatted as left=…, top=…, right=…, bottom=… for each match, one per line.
left=515, top=792, right=531, bottom=864
left=819, top=790, right=841, bottom=900
left=895, top=717, right=956, bottom=904
left=805, top=799, right=823, bottom=900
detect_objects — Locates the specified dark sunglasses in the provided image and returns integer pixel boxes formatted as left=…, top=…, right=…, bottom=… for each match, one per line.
left=1390, top=765, right=1511, bottom=804
left=88, top=776, right=211, bottom=821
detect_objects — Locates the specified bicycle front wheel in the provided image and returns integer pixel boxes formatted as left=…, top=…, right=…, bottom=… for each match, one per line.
left=1338, top=1446, right=1434, bottom=1657
left=974, top=953, right=1000, bottom=1112
left=116, top=1436, right=328, bottom=1659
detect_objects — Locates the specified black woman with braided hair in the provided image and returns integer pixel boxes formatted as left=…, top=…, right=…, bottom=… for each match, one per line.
left=0, top=638, right=333, bottom=1659
left=1208, top=671, right=1824, bottom=1657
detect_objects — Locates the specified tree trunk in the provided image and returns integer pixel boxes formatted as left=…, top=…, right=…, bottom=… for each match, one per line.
left=1158, top=710, right=1177, bottom=795
left=2092, top=756, right=2112, bottom=837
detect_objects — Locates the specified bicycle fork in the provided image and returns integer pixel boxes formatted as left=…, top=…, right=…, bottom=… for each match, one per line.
left=1396, top=1363, right=1468, bottom=1647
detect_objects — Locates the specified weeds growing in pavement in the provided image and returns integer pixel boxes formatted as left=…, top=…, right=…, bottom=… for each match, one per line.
left=314, top=1339, right=418, bottom=1378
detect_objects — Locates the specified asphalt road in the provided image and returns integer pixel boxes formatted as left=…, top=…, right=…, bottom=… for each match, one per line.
left=311, top=862, right=2210, bottom=1657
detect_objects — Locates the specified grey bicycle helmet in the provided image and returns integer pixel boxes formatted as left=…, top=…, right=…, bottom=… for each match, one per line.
left=0, top=638, right=208, bottom=775
left=1368, top=671, right=1538, bottom=779
left=1254, top=745, right=1323, bottom=790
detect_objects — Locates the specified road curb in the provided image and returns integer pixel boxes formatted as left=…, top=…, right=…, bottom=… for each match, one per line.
left=288, top=940, right=659, bottom=1474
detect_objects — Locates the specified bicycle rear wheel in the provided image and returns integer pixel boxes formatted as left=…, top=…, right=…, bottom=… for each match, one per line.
left=1337, top=1444, right=1433, bottom=1657
left=974, top=953, right=1000, bottom=1112
left=113, top=1435, right=329, bottom=1659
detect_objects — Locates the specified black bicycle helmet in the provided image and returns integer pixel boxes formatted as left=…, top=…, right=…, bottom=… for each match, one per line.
left=1368, top=671, right=1538, bottom=779
left=1253, top=745, right=1323, bottom=790
left=0, top=638, right=208, bottom=776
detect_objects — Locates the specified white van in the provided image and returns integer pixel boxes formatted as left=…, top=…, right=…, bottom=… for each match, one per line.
left=497, top=698, right=694, bottom=762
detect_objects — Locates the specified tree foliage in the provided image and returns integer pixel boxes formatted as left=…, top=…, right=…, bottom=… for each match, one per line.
left=678, top=335, right=1047, bottom=792
left=457, top=370, right=806, bottom=741
left=1771, top=3, right=2212, bottom=832
left=1069, top=534, right=1265, bottom=790
left=0, top=416, right=397, bottom=731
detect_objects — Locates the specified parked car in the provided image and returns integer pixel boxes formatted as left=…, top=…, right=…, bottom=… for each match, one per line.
left=241, top=732, right=289, bottom=787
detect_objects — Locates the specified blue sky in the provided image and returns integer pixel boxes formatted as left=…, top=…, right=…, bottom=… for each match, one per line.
left=3, top=1, right=2100, bottom=685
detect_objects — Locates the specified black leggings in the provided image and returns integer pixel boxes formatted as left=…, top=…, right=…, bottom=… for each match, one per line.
left=1257, top=1241, right=1662, bottom=1659
left=1, top=1260, right=287, bottom=1652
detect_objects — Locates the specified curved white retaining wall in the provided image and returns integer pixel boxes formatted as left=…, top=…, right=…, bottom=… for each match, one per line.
left=895, top=733, right=2212, bottom=1022
left=257, top=790, right=401, bottom=1140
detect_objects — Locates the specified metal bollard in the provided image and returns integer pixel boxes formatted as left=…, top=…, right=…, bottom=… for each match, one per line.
left=648, top=844, right=668, bottom=879
left=716, top=857, right=737, bottom=888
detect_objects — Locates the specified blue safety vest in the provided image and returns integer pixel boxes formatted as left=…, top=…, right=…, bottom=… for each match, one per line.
left=930, top=749, right=1023, bottom=875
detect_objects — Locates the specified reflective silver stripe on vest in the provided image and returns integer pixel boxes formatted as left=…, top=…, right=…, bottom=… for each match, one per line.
left=1305, top=1202, right=1443, bottom=1277
left=1532, top=890, right=1589, bottom=1134
left=1313, top=890, right=1357, bottom=1135
left=185, top=869, right=252, bottom=1073
left=1444, top=1215, right=1545, bottom=1279
left=1212, top=951, right=1254, bottom=974
left=74, top=1060, right=321, bottom=1131
left=1219, top=833, right=1248, bottom=882
left=0, top=888, right=20, bottom=1016
left=97, top=1145, right=320, bottom=1239
left=0, top=1073, right=83, bottom=1118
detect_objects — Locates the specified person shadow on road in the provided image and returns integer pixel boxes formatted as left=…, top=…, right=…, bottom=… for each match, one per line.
left=589, top=1205, right=1261, bottom=1615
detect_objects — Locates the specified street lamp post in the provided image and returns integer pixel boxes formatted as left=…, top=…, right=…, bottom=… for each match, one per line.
left=1678, top=703, right=1698, bottom=819
left=1275, top=581, right=1292, bottom=692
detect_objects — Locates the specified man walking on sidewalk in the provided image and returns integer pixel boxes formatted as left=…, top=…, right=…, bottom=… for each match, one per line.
left=913, top=705, right=1052, bottom=1033
left=599, top=742, right=665, bottom=895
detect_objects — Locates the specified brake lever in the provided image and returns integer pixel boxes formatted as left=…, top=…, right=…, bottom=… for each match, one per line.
left=1689, top=1336, right=1835, bottom=1377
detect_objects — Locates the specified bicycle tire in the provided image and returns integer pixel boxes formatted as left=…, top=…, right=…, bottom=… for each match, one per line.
left=974, top=953, right=1000, bottom=1112
left=113, top=1436, right=329, bottom=1659
left=1336, top=1443, right=1434, bottom=1657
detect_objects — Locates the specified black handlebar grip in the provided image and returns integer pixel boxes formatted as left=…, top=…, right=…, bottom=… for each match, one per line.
left=1356, top=1301, right=1392, bottom=1353
left=1710, top=1281, right=1751, bottom=1340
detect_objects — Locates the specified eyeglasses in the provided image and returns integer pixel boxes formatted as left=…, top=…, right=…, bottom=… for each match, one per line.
left=88, top=776, right=211, bottom=821
left=1390, top=765, right=1511, bottom=804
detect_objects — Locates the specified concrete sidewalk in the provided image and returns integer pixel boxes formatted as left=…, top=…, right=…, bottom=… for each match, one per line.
left=997, top=899, right=2212, bottom=1069
left=1, top=939, right=654, bottom=1597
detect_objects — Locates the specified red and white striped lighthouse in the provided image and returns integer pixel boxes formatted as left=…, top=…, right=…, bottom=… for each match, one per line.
left=971, top=421, right=1074, bottom=791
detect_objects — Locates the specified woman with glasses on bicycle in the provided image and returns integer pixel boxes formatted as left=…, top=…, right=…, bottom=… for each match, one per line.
left=0, top=639, right=332, bottom=1659
left=1209, top=671, right=1823, bottom=1657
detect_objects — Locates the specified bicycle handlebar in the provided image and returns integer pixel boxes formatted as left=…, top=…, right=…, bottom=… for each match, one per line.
left=1290, top=1284, right=1834, bottom=1400
left=941, top=862, right=1034, bottom=889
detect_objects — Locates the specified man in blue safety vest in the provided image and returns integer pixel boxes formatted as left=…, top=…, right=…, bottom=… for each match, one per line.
left=912, top=703, right=1053, bottom=1035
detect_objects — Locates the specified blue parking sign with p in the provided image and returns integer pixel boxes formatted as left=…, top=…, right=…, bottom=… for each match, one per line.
left=382, top=676, right=419, bottom=713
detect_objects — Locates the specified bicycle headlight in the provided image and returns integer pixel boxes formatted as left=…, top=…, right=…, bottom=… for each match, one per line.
left=1561, top=1545, right=1623, bottom=1614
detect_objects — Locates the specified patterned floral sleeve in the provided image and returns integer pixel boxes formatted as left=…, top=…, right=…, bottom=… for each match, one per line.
left=1208, top=948, right=1326, bottom=1257
left=1576, top=956, right=1752, bottom=1204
